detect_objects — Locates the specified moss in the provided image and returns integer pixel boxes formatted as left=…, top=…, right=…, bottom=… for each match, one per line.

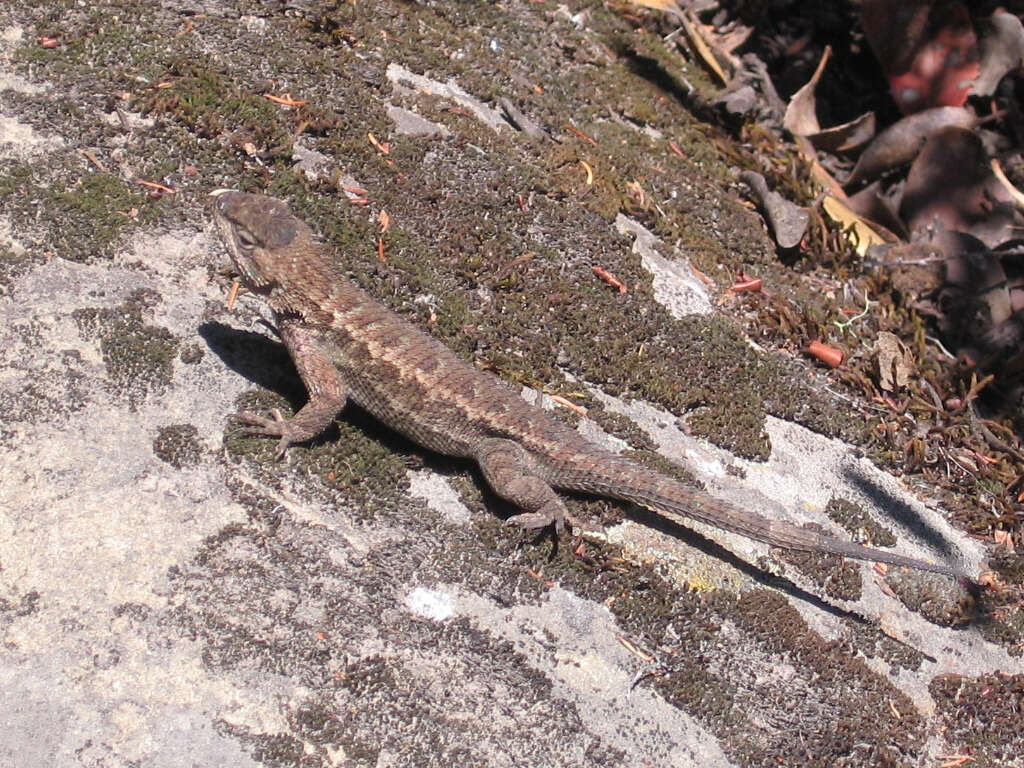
left=50, top=172, right=154, bottom=261
left=777, top=540, right=864, bottom=603
left=135, top=59, right=297, bottom=149
left=825, top=497, right=898, bottom=547
left=72, top=288, right=179, bottom=407
left=844, top=620, right=925, bottom=672
left=586, top=405, right=657, bottom=451
left=0, top=160, right=156, bottom=263
left=179, top=343, right=205, bottom=365
left=0, top=247, right=38, bottom=294
left=223, top=390, right=412, bottom=512
left=991, top=553, right=1024, bottom=585
left=215, top=724, right=318, bottom=768
left=931, top=673, right=1024, bottom=767
left=153, top=424, right=203, bottom=469
left=884, top=569, right=973, bottom=627
left=0, top=589, right=40, bottom=618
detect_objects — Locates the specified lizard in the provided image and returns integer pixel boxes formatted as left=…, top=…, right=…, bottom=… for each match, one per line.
left=210, top=189, right=965, bottom=580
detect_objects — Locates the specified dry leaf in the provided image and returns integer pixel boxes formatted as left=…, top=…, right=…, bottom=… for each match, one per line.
left=783, top=46, right=831, bottom=137
left=874, top=331, right=915, bottom=391
left=625, top=0, right=682, bottom=12
left=845, top=106, right=976, bottom=189
left=972, top=10, right=1024, bottom=96
left=807, top=111, right=877, bottom=154
left=626, top=1, right=738, bottom=87
left=900, top=127, right=1020, bottom=247
left=739, top=170, right=809, bottom=249
left=991, top=159, right=1024, bottom=209
left=847, top=182, right=909, bottom=240
left=714, top=21, right=753, bottom=54
left=679, top=12, right=729, bottom=85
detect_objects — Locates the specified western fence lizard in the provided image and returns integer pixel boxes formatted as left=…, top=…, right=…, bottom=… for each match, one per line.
left=211, top=190, right=963, bottom=580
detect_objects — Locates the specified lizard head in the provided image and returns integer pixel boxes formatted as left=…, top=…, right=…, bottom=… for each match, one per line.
left=211, top=189, right=306, bottom=294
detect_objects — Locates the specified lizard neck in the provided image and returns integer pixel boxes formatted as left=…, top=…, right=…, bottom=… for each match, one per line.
left=266, top=240, right=366, bottom=324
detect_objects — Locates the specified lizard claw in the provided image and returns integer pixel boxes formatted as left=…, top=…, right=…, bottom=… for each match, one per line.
left=236, top=408, right=286, bottom=434
left=234, top=409, right=297, bottom=459
left=506, top=512, right=559, bottom=532
left=507, top=505, right=593, bottom=536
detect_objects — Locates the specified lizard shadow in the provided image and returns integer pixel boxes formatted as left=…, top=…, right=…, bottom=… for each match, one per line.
left=619, top=503, right=919, bottom=631
left=200, top=320, right=421, bottom=453
left=841, top=464, right=963, bottom=562
left=472, top=476, right=908, bottom=629
left=200, top=321, right=307, bottom=405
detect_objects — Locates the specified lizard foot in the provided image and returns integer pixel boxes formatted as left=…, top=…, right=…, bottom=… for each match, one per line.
left=506, top=510, right=592, bottom=536
left=506, top=511, right=562, bottom=533
left=234, top=409, right=297, bottom=459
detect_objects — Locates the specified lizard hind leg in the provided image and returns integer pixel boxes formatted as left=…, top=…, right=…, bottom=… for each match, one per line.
left=474, top=438, right=577, bottom=534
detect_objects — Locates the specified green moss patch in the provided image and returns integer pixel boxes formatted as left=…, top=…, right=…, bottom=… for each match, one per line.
left=153, top=424, right=203, bottom=469
left=72, top=288, right=179, bottom=407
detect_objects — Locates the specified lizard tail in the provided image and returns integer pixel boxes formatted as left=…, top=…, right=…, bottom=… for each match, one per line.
left=554, top=461, right=963, bottom=579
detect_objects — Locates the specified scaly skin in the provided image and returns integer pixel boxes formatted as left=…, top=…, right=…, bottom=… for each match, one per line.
left=211, top=190, right=964, bottom=579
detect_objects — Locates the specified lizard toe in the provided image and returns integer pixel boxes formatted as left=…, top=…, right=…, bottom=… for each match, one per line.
left=274, top=435, right=293, bottom=461
left=505, top=512, right=556, bottom=531
left=235, top=409, right=287, bottom=436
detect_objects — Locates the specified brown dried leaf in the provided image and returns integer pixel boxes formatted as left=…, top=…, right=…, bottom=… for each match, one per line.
left=783, top=46, right=831, bottom=137
left=847, top=183, right=908, bottom=241
left=739, top=171, right=809, bottom=249
left=626, top=0, right=682, bottom=12
left=679, top=12, right=730, bottom=84
left=875, top=331, right=915, bottom=391
left=822, top=194, right=889, bottom=256
left=845, top=106, right=977, bottom=188
left=714, top=21, right=753, bottom=55
left=971, top=10, right=1024, bottom=96
left=807, top=111, right=877, bottom=154
left=900, top=127, right=1020, bottom=247
left=991, top=159, right=1024, bottom=209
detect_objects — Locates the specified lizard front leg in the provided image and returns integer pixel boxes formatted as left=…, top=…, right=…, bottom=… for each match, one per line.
left=474, top=438, right=580, bottom=534
left=237, top=320, right=348, bottom=458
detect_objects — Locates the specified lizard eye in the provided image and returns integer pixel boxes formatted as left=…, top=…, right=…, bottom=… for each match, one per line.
left=236, top=228, right=257, bottom=250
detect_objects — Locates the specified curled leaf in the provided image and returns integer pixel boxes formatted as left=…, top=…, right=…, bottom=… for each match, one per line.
left=807, top=111, right=877, bottom=154
left=845, top=106, right=977, bottom=188
left=847, top=183, right=908, bottom=240
left=783, top=46, right=831, bottom=137
left=971, top=10, right=1024, bottom=96
left=900, top=127, right=1020, bottom=246
left=679, top=12, right=730, bottom=85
